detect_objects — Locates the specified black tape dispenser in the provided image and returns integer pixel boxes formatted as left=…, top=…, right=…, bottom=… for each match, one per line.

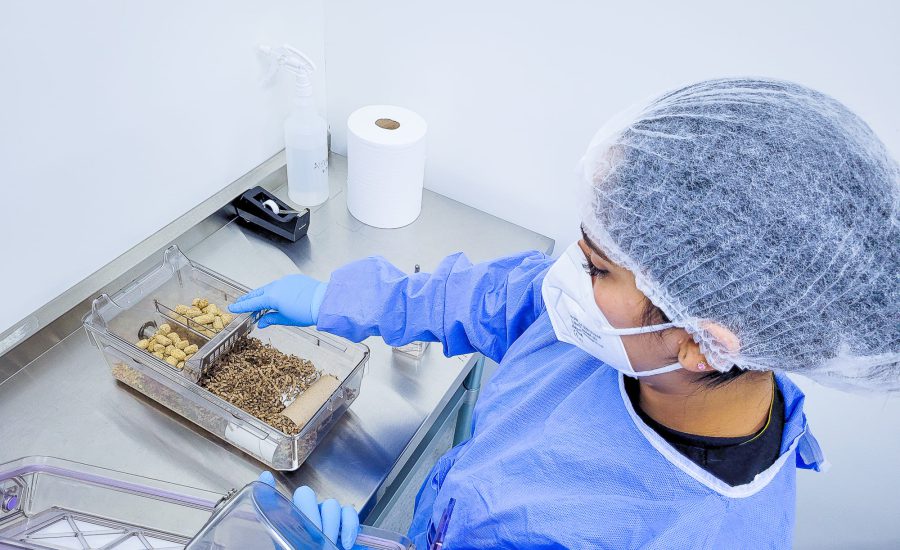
left=233, top=186, right=310, bottom=242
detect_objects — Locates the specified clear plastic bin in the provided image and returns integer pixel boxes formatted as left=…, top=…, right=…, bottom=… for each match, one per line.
left=392, top=341, right=430, bottom=359
left=187, top=482, right=411, bottom=550
left=0, top=456, right=412, bottom=550
left=85, top=246, right=255, bottom=380
left=83, top=246, right=370, bottom=471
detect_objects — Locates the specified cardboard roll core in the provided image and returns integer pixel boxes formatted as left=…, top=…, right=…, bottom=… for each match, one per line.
left=375, top=118, right=401, bottom=130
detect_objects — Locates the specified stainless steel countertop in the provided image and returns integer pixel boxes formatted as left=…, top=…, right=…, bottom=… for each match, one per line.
left=0, top=154, right=553, bottom=518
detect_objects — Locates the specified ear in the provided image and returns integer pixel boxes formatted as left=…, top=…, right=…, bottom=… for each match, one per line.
left=577, top=240, right=592, bottom=258
left=701, top=321, right=741, bottom=354
left=677, top=338, right=710, bottom=373
left=678, top=321, right=741, bottom=372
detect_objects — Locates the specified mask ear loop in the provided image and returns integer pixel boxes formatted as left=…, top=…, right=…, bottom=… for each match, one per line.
left=566, top=240, right=677, bottom=341
left=600, top=322, right=675, bottom=336
left=628, top=361, right=684, bottom=377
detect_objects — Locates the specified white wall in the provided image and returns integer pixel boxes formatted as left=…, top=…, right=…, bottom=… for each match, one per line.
left=325, top=1, right=900, bottom=547
left=0, top=0, right=325, bottom=336
left=325, top=0, right=900, bottom=250
left=791, top=376, right=900, bottom=549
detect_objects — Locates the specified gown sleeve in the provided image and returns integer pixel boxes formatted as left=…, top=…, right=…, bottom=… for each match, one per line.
left=316, top=251, right=553, bottom=363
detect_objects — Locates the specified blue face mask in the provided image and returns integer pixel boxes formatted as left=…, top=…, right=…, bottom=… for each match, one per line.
left=542, top=242, right=683, bottom=377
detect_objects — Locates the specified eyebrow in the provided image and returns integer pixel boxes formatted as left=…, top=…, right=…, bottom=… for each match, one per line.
left=580, top=225, right=613, bottom=264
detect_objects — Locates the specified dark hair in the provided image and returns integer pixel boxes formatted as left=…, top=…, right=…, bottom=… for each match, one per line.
left=640, top=300, right=747, bottom=388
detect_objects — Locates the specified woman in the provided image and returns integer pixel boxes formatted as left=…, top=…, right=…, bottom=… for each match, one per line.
left=235, top=78, right=899, bottom=549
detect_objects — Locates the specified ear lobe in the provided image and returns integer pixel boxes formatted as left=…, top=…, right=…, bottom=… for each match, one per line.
left=678, top=338, right=709, bottom=373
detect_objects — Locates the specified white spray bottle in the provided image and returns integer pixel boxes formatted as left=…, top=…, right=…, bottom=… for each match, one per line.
left=260, top=44, right=329, bottom=206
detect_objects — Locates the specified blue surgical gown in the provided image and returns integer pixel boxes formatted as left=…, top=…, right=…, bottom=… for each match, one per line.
left=317, top=252, right=826, bottom=549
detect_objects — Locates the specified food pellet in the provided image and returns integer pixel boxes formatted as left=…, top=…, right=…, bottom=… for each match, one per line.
left=133, top=297, right=233, bottom=369
left=135, top=323, right=201, bottom=370
left=170, top=298, right=234, bottom=337
left=193, top=314, right=215, bottom=325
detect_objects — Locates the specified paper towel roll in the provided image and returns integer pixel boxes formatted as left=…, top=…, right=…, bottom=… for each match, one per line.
left=347, top=105, right=427, bottom=228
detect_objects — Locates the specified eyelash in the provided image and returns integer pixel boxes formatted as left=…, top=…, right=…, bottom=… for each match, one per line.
left=583, top=262, right=609, bottom=279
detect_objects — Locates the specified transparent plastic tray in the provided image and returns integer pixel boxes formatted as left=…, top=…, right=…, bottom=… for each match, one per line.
left=0, top=457, right=412, bottom=550
left=83, top=246, right=370, bottom=470
left=186, top=482, right=410, bottom=550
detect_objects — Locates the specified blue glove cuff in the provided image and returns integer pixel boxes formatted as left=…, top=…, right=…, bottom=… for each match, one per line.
left=310, top=282, right=328, bottom=324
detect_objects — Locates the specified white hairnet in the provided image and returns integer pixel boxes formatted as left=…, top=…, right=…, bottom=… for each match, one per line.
left=579, top=78, right=899, bottom=391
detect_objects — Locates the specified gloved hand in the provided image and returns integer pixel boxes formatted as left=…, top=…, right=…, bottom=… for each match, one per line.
left=258, top=471, right=359, bottom=550
left=229, top=274, right=327, bottom=328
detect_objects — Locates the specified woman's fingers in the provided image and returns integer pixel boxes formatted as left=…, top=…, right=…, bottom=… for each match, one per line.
left=231, top=287, right=263, bottom=305
left=292, top=486, right=322, bottom=530
left=340, top=505, right=360, bottom=550
left=319, top=499, right=341, bottom=543
left=264, top=481, right=354, bottom=547
left=257, top=471, right=276, bottom=487
left=257, top=311, right=292, bottom=329
left=228, top=291, right=273, bottom=313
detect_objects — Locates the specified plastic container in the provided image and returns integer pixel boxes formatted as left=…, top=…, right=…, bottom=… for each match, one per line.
left=392, top=341, right=430, bottom=359
left=285, top=106, right=330, bottom=207
left=0, top=456, right=412, bottom=550
left=188, top=482, right=410, bottom=550
left=0, top=456, right=221, bottom=549
left=83, top=245, right=370, bottom=470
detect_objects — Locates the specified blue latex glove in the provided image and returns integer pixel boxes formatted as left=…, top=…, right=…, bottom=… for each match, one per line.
left=229, top=275, right=328, bottom=328
left=258, top=471, right=359, bottom=550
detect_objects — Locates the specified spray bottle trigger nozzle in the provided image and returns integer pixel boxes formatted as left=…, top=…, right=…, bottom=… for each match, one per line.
left=258, top=43, right=316, bottom=87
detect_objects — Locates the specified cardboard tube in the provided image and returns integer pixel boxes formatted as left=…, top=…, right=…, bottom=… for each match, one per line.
left=281, top=375, right=341, bottom=427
